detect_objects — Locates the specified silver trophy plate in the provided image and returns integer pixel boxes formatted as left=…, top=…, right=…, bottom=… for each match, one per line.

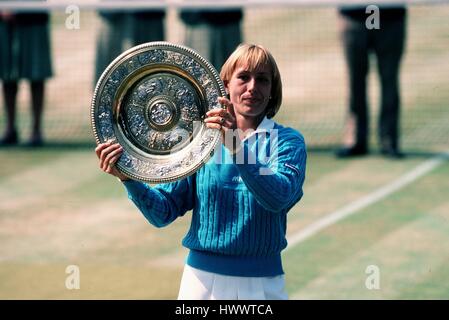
left=91, top=42, right=226, bottom=183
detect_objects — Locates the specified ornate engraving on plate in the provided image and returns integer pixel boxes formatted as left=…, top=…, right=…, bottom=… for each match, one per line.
left=91, top=42, right=226, bottom=183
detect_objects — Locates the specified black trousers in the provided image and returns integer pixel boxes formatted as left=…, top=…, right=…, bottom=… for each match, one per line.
left=341, top=14, right=406, bottom=150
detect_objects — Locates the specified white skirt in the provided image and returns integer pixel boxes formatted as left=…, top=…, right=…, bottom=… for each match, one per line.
left=177, top=264, right=288, bottom=300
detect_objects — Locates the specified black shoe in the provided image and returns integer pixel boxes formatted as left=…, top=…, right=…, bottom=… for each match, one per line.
left=336, top=145, right=368, bottom=158
left=381, top=148, right=404, bottom=159
left=0, top=130, right=19, bottom=146
left=26, top=135, right=44, bottom=148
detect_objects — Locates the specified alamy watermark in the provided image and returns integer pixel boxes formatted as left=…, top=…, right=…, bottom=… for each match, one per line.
left=65, top=264, right=80, bottom=290
left=170, top=121, right=280, bottom=176
left=366, top=5, right=380, bottom=30
left=365, top=264, right=380, bottom=290
left=65, top=5, right=80, bottom=30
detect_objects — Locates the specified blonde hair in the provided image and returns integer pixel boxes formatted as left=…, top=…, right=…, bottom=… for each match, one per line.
left=220, top=44, right=282, bottom=119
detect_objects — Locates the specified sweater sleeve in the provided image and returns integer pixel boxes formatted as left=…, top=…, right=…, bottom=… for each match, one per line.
left=122, top=175, right=196, bottom=228
left=233, top=130, right=307, bottom=212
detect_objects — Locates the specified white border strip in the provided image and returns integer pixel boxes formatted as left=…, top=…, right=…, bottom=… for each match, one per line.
left=285, top=151, right=449, bottom=252
left=0, top=0, right=448, bottom=11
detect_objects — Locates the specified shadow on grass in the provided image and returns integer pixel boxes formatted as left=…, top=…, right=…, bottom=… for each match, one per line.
left=0, top=140, right=95, bottom=151
left=1, top=141, right=445, bottom=159
left=307, top=145, right=446, bottom=159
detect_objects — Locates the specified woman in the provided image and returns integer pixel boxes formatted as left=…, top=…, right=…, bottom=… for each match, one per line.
left=95, top=44, right=307, bottom=299
left=0, top=6, right=53, bottom=147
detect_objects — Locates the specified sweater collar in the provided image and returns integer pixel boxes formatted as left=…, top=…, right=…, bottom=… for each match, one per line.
left=241, top=116, right=275, bottom=142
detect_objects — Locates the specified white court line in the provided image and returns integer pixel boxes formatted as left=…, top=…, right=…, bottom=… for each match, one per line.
left=285, top=151, right=449, bottom=252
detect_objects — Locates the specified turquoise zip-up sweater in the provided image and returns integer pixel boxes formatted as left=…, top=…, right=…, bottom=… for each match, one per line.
left=123, top=118, right=307, bottom=277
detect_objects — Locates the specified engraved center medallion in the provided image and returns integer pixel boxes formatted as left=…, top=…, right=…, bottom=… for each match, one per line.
left=150, top=102, right=172, bottom=125
left=146, top=96, right=178, bottom=131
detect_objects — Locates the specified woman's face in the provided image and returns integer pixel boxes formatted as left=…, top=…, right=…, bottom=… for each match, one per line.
left=226, top=63, right=272, bottom=119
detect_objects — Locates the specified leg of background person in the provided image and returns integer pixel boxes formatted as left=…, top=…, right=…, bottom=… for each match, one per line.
left=184, top=23, right=212, bottom=63
left=94, top=13, right=127, bottom=86
left=209, top=22, right=242, bottom=70
left=337, top=16, right=369, bottom=156
left=131, top=13, right=165, bottom=45
left=374, top=18, right=406, bottom=155
left=29, top=80, right=44, bottom=146
left=1, top=81, right=19, bottom=144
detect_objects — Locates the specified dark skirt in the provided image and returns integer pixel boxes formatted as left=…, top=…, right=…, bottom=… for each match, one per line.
left=0, top=14, right=53, bottom=81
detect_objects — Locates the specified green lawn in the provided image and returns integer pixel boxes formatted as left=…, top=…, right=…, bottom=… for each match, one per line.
left=1, top=147, right=448, bottom=299
left=285, top=156, right=449, bottom=299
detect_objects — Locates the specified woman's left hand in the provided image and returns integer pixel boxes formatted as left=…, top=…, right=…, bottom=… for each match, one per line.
left=204, top=97, right=241, bottom=153
left=204, top=97, right=236, bottom=131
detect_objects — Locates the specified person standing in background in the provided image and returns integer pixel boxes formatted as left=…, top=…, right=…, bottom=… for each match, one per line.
left=336, top=5, right=407, bottom=159
left=179, top=8, right=243, bottom=70
left=94, top=6, right=165, bottom=85
left=0, top=4, right=53, bottom=147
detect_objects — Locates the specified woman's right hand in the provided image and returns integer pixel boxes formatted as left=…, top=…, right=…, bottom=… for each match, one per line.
left=95, top=141, right=129, bottom=181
